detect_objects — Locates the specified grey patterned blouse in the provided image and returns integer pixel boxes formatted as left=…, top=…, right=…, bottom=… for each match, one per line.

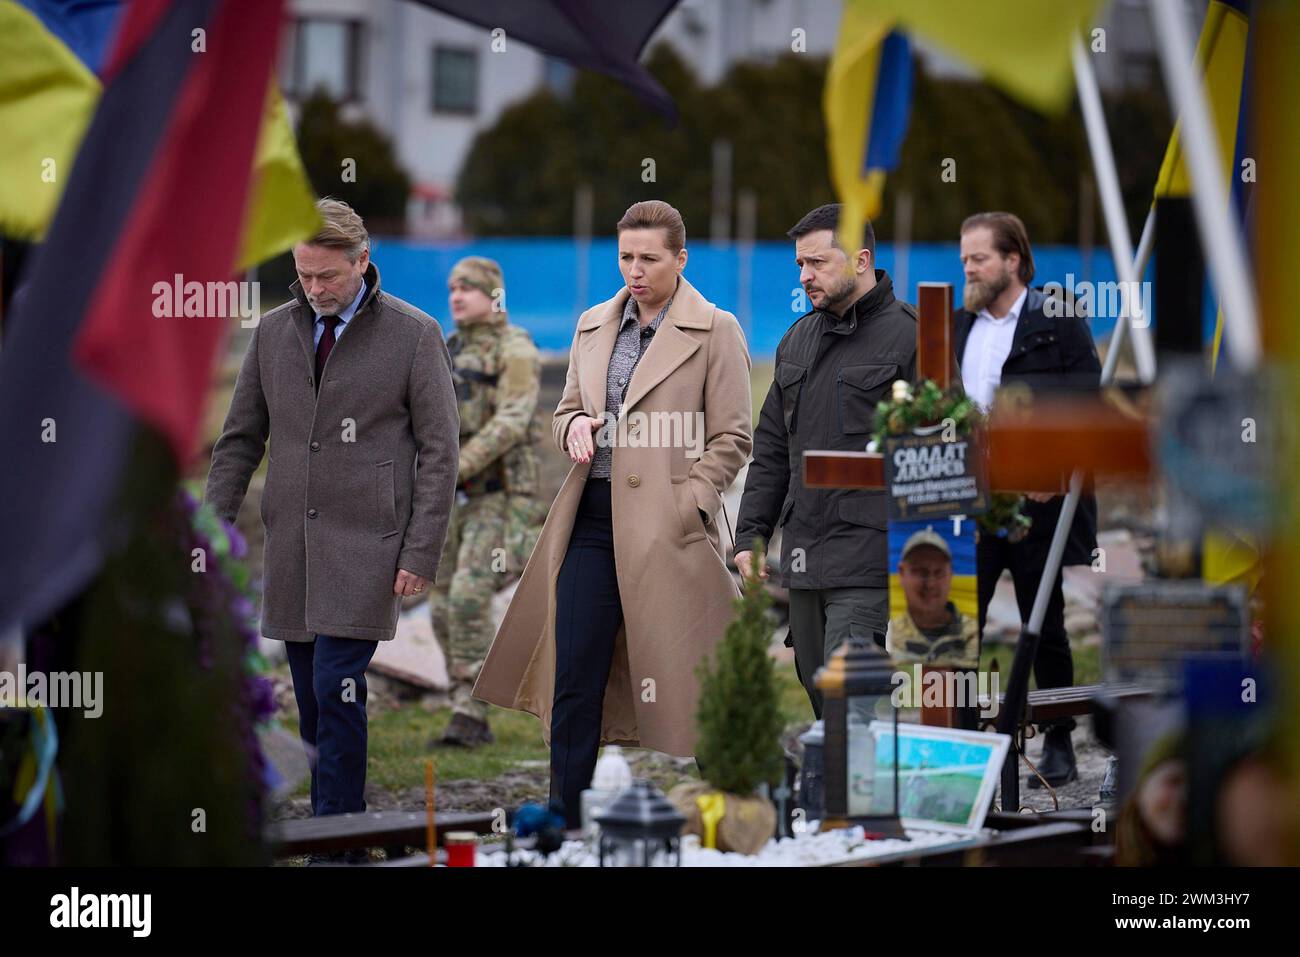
left=589, top=289, right=675, bottom=478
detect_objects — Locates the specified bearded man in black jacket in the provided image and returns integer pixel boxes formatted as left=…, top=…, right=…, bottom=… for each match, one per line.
left=955, top=211, right=1102, bottom=788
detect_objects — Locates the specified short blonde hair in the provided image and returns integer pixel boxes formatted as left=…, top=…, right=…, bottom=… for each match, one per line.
left=308, top=198, right=369, bottom=262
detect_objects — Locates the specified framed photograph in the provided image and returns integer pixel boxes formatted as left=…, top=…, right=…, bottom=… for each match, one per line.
left=885, top=518, right=979, bottom=668
left=870, top=722, right=1011, bottom=834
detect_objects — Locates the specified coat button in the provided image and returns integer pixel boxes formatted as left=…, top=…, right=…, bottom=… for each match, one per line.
left=307, top=508, right=318, bottom=519
left=310, top=441, right=320, bottom=451
left=627, top=475, right=640, bottom=488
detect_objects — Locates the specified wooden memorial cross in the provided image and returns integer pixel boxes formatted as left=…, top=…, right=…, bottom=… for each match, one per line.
left=802, top=283, right=1153, bottom=740
left=803, top=283, right=1151, bottom=494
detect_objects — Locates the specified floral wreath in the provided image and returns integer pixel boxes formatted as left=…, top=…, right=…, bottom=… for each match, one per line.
left=868, top=379, right=1031, bottom=542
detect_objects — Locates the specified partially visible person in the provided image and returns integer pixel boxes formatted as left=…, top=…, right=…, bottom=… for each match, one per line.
left=472, top=200, right=753, bottom=829
left=1115, top=734, right=1186, bottom=867
left=205, top=199, right=459, bottom=854
left=885, top=528, right=978, bottom=668
left=954, top=211, right=1101, bottom=788
left=429, top=256, right=546, bottom=749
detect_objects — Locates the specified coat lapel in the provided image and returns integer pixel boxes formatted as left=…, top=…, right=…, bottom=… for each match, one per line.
left=621, top=277, right=709, bottom=414
left=289, top=264, right=384, bottom=373
left=953, top=310, right=975, bottom=365
left=289, top=280, right=315, bottom=368
left=1006, top=287, right=1046, bottom=358
left=577, top=293, right=625, bottom=417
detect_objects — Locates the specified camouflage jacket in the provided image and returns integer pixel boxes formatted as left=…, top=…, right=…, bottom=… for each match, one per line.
left=447, top=315, right=543, bottom=496
left=885, top=603, right=980, bottom=668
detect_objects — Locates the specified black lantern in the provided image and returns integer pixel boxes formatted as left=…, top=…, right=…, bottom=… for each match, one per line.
left=814, top=633, right=905, bottom=838
left=593, top=779, right=686, bottom=866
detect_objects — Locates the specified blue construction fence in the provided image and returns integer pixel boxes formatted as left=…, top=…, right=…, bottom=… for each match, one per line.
left=371, top=236, right=1202, bottom=358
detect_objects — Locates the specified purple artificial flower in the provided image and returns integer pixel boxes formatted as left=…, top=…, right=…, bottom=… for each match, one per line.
left=223, top=520, right=248, bottom=560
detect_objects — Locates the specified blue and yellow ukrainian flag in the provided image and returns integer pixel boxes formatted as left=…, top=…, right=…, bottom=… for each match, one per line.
left=1148, top=0, right=1259, bottom=592
left=826, top=0, right=1104, bottom=257
left=823, top=6, right=911, bottom=254
left=0, top=0, right=317, bottom=268
left=1153, top=0, right=1252, bottom=379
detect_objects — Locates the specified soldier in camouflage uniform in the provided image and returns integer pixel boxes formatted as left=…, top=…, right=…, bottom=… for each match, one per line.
left=429, top=257, right=547, bottom=748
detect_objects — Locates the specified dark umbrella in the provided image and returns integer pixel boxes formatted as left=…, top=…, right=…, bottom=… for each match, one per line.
left=411, top=0, right=682, bottom=123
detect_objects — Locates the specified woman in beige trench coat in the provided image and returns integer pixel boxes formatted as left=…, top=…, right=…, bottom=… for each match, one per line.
left=472, top=200, right=753, bottom=826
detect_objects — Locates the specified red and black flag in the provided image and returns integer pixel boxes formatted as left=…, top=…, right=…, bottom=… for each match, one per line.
left=0, top=0, right=291, bottom=632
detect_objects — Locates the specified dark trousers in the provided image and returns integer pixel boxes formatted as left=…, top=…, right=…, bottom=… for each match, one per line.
left=976, top=533, right=1075, bottom=729
left=551, top=478, right=621, bottom=829
left=786, top=586, right=889, bottom=720
left=285, top=634, right=379, bottom=816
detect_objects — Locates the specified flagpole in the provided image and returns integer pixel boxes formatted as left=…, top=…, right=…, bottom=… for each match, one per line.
left=1149, top=0, right=1261, bottom=373
left=1070, top=35, right=1157, bottom=385
left=1100, top=208, right=1157, bottom=385
left=996, top=34, right=1162, bottom=806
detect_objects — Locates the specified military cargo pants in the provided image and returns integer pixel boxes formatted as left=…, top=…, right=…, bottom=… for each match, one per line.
left=786, top=586, right=889, bottom=721
left=430, top=490, right=546, bottom=721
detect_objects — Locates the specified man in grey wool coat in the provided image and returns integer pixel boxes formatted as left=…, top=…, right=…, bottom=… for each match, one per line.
left=205, top=199, right=459, bottom=835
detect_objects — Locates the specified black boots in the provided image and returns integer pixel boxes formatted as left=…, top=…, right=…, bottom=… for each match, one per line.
left=1028, top=724, right=1078, bottom=789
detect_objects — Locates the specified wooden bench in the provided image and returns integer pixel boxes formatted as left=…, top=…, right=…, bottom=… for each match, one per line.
left=267, top=809, right=498, bottom=860
left=978, top=682, right=1153, bottom=727
left=977, top=682, right=1152, bottom=811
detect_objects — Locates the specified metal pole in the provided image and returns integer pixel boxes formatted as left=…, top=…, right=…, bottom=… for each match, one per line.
left=1071, top=34, right=1157, bottom=384
left=998, top=35, right=1163, bottom=807
left=894, top=189, right=913, bottom=302
left=573, top=182, right=593, bottom=318
left=736, top=189, right=756, bottom=344
left=1100, top=206, right=1157, bottom=385
left=710, top=139, right=733, bottom=247
left=1149, top=0, right=1261, bottom=372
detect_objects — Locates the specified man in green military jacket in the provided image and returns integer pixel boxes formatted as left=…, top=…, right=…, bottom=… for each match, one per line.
left=430, top=257, right=546, bottom=748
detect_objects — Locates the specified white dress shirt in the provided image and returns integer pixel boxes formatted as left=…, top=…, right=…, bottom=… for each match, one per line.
left=961, top=285, right=1028, bottom=409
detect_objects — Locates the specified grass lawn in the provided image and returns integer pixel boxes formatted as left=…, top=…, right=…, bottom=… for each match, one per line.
left=277, top=636, right=1098, bottom=804
left=279, top=659, right=816, bottom=801
left=980, top=637, right=1101, bottom=688
left=253, top=349, right=1103, bottom=807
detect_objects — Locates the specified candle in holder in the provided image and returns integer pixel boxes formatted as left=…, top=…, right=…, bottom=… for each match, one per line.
left=444, top=831, right=478, bottom=867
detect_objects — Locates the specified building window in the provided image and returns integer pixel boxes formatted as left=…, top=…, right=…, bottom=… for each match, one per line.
left=290, top=19, right=363, bottom=101
left=432, top=46, right=477, bottom=115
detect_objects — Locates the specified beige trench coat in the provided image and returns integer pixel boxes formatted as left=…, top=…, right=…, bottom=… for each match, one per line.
left=472, top=275, right=753, bottom=756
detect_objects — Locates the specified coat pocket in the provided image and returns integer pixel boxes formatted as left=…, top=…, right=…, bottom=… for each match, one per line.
left=1009, top=331, right=1063, bottom=372
left=838, top=493, right=887, bottom=531
left=777, top=495, right=795, bottom=529
left=670, top=474, right=707, bottom=544
left=836, top=363, right=899, bottom=434
left=375, top=460, right=399, bottom=538
left=775, top=361, right=808, bottom=434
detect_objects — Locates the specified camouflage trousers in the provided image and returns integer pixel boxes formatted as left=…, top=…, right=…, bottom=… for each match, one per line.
left=430, top=490, right=547, bottom=721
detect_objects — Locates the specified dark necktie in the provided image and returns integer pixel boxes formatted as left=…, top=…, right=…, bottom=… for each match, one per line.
left=315, top=315, right=341, bottom=393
